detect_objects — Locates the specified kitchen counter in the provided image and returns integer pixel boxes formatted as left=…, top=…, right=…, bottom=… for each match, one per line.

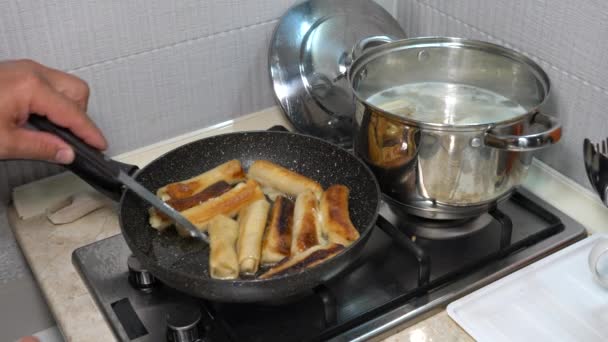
left=8, top=107, right=608, bottom=341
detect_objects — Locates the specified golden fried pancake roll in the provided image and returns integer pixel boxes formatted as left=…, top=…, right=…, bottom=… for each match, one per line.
left=157, top=160, right=245, bottom=200
left=247, top=160, right=323, bottom=200
left=261, top=196, right=294, bottom=265
left=291, top=191, right=323, bottom=255
left=176, top=179, right=264, bottom=235
left=259, top=243, right=344, bottom=279
left=208, top=215, right=239, bottom=279
left=165, top=181, right=231, bottom=211
left=320, top=185, right=360, bottom=246
left=149, top=181, right=232, bottom=231
left=237, top=199, right=270, bottom=275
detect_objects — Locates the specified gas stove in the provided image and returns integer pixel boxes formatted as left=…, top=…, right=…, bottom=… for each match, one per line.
left=73, top=187, right=586, bottom=341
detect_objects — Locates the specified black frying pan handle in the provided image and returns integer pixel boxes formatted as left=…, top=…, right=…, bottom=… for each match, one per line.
left=28, top=114, right=138, bottom=201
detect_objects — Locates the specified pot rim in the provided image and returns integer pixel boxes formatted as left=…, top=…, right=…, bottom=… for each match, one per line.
left=348, top=36, right=552, bottom=132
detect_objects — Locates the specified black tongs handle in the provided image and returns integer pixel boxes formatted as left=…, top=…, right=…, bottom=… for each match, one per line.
left=28, top=114, right=138, bottom=201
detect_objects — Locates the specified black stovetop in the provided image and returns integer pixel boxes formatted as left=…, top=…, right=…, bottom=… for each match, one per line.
left=73, top=188, right=586, bottom=342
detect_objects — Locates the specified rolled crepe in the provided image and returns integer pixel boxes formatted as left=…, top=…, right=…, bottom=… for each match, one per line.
left=149, top=181, right=232, bottom=231
left=175, top=179, right=264, bottom=235
left=247, top=160, right=323, bottom=200
left=208, top=215, right=239, bottom=279
left=165, top=181, right=232, bottom=211
left=320, top=185, right=360, bottom=246
left=259, top=243, right=344, bottom=279
left=237, top=199, right=270, bottom=275
left=157, top=159, right=245, bottom=200
left=261, top=196, right=294, bottom=265
left=291, top=191, right=323, bottom=255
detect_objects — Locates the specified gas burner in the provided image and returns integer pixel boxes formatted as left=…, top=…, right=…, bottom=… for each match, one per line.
left=127, top=255, right=158, bottom=292
left=379, top=201, right=494, bottom=240
left=396, top=212, right=493, bottom=240
left=379, top=197, right=518, bottom=241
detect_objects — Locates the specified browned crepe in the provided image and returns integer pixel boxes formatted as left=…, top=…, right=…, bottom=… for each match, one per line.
left=291, top=191, right=323, bottom=255
left=237, top=199, right=271, bottom=275
left=174, top=179, right=264, bottom=235
left=248, top=160, right=323, bottom=199
left=259, top=243, right=344, bottom=279
left=320, top=185, right=360, bottom=246
left=261, top=196, right=294, bottom=265
left=157, top=159, right=245, bottom=200
left=208, top=215, right=239, bottom=279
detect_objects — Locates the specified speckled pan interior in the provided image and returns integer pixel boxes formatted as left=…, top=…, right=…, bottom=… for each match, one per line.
left=119, top=131, right=380, bottom=303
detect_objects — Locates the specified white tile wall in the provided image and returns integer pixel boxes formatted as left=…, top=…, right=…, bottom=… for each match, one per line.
left=0, top=0, right=398, bottom=204
left=401, top=0, right=608, bottom=89
left=72, top=21, right=278, bottom=154
left=0, top=0, right=296, bottom=71
left=397, top=0, right=608, bottom=190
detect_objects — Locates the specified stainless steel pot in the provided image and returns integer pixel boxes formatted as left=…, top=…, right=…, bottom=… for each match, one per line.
left=349, top=37, right=561, bottom=219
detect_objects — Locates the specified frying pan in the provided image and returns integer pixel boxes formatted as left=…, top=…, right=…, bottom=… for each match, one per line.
left=28, top=116, right=381, bottom=303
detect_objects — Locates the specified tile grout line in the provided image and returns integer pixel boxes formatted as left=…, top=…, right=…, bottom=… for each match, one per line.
left=66, top=18, right=279, bottom=73
left=415, top=0, right=608, bottom=97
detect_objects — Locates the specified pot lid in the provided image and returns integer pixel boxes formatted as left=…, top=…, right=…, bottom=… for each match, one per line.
left=268, top=0, right=406, bottom=147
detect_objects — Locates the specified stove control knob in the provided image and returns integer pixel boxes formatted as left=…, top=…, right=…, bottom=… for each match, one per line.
left=166, top=305, right=203, bottom=342
left=127, top=255, right=157, bottom=292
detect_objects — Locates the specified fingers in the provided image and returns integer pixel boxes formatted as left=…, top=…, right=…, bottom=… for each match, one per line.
left=13, top=59, right=90, bottom=111
left=0, top=59, right=108, bottom=163
left=27, top=79, right=107, bottom=151
left=38, top=64, right=90, bottom=111
left=1, top=128, right=74, bottom=164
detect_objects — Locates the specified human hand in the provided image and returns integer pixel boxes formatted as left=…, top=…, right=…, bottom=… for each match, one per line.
left=0, top=59, right=107, bottom=164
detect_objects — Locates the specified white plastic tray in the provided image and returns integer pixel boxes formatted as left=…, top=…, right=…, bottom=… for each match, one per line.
left=447, top=233, right=608, bottom=342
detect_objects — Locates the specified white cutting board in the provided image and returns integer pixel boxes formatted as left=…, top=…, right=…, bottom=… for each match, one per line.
left=447, top=233, right=608, bottom=342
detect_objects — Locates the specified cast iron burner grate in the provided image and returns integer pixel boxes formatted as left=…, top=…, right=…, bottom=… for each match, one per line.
left=73, top=188, right=585, bottom=342
left=311, top=192, right=561, bottom=341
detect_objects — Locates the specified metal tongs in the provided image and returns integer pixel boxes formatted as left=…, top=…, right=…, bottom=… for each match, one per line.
left=583, top=138, right=608, bottom=207
left=28, top=114, right=209, bottom=243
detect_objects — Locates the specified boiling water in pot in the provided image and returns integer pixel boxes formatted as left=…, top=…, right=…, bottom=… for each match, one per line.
left=366, top=82, right=528, bottom=125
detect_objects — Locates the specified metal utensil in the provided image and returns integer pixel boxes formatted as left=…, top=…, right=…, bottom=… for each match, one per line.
left=27, top=114, right=208, bottom=242
left=583, top=138, right=608, bottom=206
left=583, top=139, right=598, bottom=194
left=595, top=139, right=608, bottom=173
left=596, top=139, right=608, bottom=206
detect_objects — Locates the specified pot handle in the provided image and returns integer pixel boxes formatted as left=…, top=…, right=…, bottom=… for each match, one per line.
left=351, top=35, right=395, bottom=61
left=28, top=114, right=139, bottom=201
left=483, top=112, right=562, bottom=152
